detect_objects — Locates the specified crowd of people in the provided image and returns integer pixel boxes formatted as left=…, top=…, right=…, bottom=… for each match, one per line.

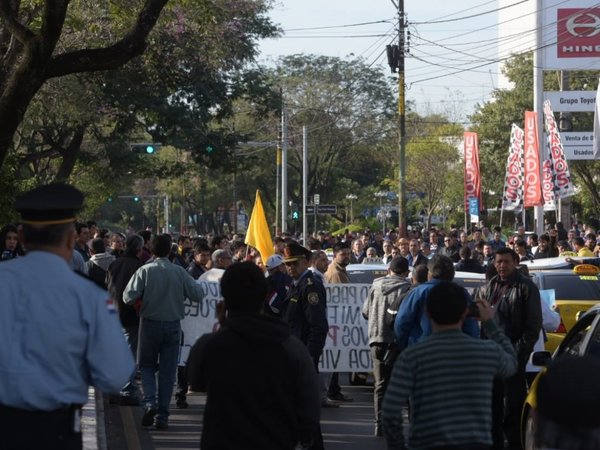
left=1, top=184, right=598, bottom=450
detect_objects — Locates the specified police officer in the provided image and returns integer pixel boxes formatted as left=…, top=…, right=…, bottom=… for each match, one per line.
left=0, top=184, right=135, bottom=450
left=282, top=242, right=328, bottom=450
left=282, top=242, right=328, bottom=370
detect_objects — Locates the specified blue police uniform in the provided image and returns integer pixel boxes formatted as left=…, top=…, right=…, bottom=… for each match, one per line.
left=0, top=183, right=135, bottom=450
left=0, top=251, right=135, bottom=410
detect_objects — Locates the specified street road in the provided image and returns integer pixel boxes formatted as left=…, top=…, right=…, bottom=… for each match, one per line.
left=104, top=382, right=392, bottom=449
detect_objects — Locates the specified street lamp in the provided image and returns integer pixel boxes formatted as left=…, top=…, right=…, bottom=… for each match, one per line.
left=346, top=194, right=357, bottom=224
left=374, top=191, right=387, bottom=235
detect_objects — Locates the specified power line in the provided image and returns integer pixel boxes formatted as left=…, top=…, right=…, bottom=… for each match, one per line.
left=283, top=19, right=393, bottom=32
left=412, top=0, right=528, bottom=25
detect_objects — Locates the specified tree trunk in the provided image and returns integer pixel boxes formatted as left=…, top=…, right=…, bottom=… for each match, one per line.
left=0, top=0, right=170, bottom=172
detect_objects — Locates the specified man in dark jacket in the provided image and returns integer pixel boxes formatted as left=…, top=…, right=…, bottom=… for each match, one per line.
left=86, top=238, right=115, bottom=289
left=186, top=262, right=320, bottom=450
left=482, top=247, right=542, bottom=450
left=437, top=234, right=460, bottom=262
left=362, top=257, right=411, bottom=437
left=455, top=246, right=486, bottom=274
left=106, top=234, right=144, bottom=405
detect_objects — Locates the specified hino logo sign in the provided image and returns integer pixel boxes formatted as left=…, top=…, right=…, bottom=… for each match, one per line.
left=566, top=12, right=600, bottom=37
left=558, top=8, right=600, bottom=58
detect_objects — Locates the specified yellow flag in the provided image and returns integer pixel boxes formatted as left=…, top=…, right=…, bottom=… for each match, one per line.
left=245, top=190, right=274, bottom=264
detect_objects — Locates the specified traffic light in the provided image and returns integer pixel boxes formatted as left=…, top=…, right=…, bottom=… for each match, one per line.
left=291, top=203, right=299, bottom=220
left=133, top=196, right=140, bottom=202
left=130, top=143, right=161, bottom=154
left=107, top=196, right=113, bottom=202
left=205, top=145, right=214, bottom=154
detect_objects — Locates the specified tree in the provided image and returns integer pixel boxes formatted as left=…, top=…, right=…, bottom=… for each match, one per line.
left=259, top=55, right=397, bottom=216
left=0, top=0, right=171, bottom=172
left=404, top=120, right=462, bottom=230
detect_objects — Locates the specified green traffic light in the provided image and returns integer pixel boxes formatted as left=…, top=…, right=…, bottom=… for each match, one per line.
left=145, top=145, right=155, bottom=154
left=206, top=145, right=214, bottom=153
left=107, top=197, right=113, bottom=202
left=133, top=196, right=140, bottom=202
left=292, top=211, right=299, bottom=220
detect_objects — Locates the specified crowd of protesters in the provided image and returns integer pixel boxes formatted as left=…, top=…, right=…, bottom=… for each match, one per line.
left=2, top=186, right=599, bottom=450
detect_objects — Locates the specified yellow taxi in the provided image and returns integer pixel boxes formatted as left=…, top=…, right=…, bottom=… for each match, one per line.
left=521, top=303, right=600, bottom=449
left=532, top=265, right=600, bottom=353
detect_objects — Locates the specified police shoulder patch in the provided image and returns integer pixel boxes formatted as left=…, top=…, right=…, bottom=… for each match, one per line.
left=308, top=292, right=319, bottom=305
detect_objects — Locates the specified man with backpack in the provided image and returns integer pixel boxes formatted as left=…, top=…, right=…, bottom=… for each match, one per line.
left=362, top=257, right=411, bottom=437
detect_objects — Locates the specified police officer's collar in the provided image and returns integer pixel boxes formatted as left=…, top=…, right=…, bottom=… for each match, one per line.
left=293, top=269, right=311, bottom=286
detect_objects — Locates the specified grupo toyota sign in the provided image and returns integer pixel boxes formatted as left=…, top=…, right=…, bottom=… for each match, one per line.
left=543, top=2, right=600, bottom=70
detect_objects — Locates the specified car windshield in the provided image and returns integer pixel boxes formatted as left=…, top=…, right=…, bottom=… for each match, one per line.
left=347, top=269, right=388, bottom=284
left=454, top=277, right=486, bottom=296
left=539, top=274, right=600, bottom=301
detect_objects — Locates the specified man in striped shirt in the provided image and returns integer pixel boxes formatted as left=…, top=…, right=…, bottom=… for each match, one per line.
left=382, top=281, right=517, bottom=450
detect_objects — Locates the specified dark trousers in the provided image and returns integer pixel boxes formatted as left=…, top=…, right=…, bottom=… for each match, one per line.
left=0, top=404, right=82, bottom=450
left=327, top=372, right=341, bottom=396
left=370, top=343, right=391, bottom=426
left=492, top=370, right=527, bottom=450
left=176, top=366, right=188, bottom=401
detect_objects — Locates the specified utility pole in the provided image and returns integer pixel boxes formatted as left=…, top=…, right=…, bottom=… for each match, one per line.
left=275, top=128, right=281, bottom=236
left=302, top=126, right=308, bottom=244
left=388, top=0, right=407, bottom=237
left=281, top=103, right=288, bottom=234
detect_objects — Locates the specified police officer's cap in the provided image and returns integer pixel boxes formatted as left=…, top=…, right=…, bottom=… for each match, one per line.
left=15, top=183, right=84, bottom=225
left=283, top=242, right=312, bottom=263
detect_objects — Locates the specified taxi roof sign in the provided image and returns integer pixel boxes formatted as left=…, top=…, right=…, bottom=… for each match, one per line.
left=572, top=264, right=600, bottom=276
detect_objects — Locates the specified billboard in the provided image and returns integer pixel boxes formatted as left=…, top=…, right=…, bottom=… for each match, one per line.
left=543, top=1, right=600, bottom=70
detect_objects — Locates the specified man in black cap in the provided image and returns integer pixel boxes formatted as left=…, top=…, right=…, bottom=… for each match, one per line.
left=0, top=183, right=135, bottom=450
left=281, top=241, right=328, bottom=450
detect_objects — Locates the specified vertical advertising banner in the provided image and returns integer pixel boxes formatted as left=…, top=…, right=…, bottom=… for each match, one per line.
left=543, top=100, right=575, bottom=199
left=502, top=124, right=525, bottom=211
left=542, top=159, right=557, bottom=211
left=523, top=112, right=543, bottom=208
left=464, top=132, right=481, bottom=213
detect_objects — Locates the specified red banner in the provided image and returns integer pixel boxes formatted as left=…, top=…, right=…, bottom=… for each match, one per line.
left=464, top=132, right=481, bottom=212
left=523, top=111, right=542, bottom=207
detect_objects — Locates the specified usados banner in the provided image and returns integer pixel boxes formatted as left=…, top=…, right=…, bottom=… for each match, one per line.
left=179, top=281, right=373, bottom=372
left=502, top=124, right=525, bottom=211
left=542, top=159, right=557, bottom=211
left=523, top=111, right=543, bottom=207
left=464, top=132, right=481, bottom=212
left=543, top=100, right=575, bottom=199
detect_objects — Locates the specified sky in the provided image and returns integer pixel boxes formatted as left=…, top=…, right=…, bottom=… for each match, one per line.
left=258, top=0, right=506, bottom=123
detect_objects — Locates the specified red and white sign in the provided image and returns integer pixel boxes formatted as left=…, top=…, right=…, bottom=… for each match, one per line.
left=543, top=2, right=600, bottom=70
left=502, top=124, right=524, bottom=211
left=543, top=100, right=575, bottom=198
left=463, top=132, right=481, bottom=212
left=542, top=159, right=557, bottom=212
left=523, top=112, right=542, bottom=208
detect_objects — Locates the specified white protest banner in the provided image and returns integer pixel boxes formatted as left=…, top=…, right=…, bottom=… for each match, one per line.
left=179, top=281, right=222, bottom=366
left=179, top=281, right=373, bottom=372
left=320, top=283, right=372, bottom=372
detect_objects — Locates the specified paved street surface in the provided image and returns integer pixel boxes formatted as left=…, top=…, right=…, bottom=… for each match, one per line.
left=103, top=383, right=390, bottom=449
